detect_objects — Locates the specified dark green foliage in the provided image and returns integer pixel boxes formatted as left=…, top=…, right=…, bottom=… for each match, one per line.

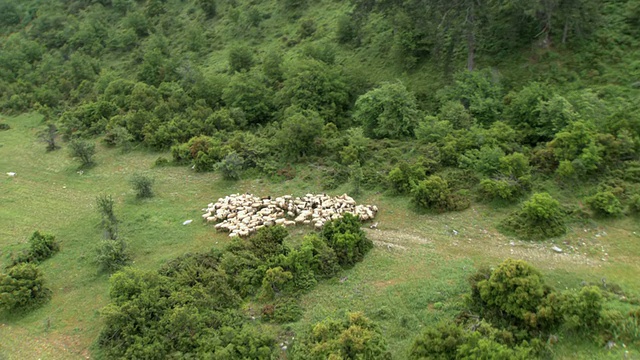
left=411, top=176, right=469, bottom=212
left=560, top=286, right=603, bottom=332
left=0, top=263, right=51, bottom=311
left=130, top=173, right=154, bottom=199
left=0, top=123, right=10, bottom=131
left=291, top=312, right=391, bottom=360
left=260, top=266, right=293, bottom=300
left=500, top=192, right=566, bottom=240
left=630, top=194, right=640, bottom=214
left=321, top=213, right=372, bottom=267
left=0, top=1, right=20, bottom=28
left=354, top=82, right=421, bottom=139
left=198, top=0, right=216, bottom=18
left=387, top=162, right=426, bottom=194
left=297, top=18, right=316, bottom=39
left=409, top=321, right=533, bottom=360
left=277, top=107, right=323, bottom=160
left=249, top=226, right=288, bottom=261
left=223, top=71, right=274, bottom=126
left=228, top=45, right=254, bottom=73
left=218, top=152, right=243, bottom=180
left=300, top=234, right=340, bottom=279
left=95, top=239, right=131, bottom=273
left=586, top=189, right=623, bottom=216
left=336, top=13, right=358, bottom=44
left=12, top=231, right=60, bottom=265
left=68, top=139, right=96, bottom=167
left=437, top=69, right=504, bottom=126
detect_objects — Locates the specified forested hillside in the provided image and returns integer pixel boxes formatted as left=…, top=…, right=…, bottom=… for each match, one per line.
left=1, top=0, right=640, bottom=358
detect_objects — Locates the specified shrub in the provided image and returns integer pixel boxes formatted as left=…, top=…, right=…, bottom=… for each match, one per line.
left=130, top=173, right=154, bottom=199
left=560, top=286, right=603, bottom=332
left=387, top=162, right=426, bottom=194
left=13, top=231, right=60, bottom=265
left=249, top=226, right=288, bottom=260
left=262, top=298, right=303, bottom=323
left=411, top=175, right=470, bottom=212
left=0, top=123, right=10, bottom=131
left=291, top=312, right=391, bottom=360
left=586, top=190, right=623, bottom=216
left=68, top=139, right=96, bottom=167
left=95, top=239, right=131, bottom=273
left=153, top=157, right=169, bottom=167
left=260, top=267, right=293, bottom=300
left=96, top=194, right=118, bottom=240
left=0, top=263, right=51, bottom=311
left=218, top=152, right=243, bottom=180
left=336, top=14, right=358, bottom=44
left=500, top=192, right=566, bottom=240
left=321, top=213, right=372, bottom=267
left=38, top=123, right=60, bottom=151
left=630, top=194, right=640, bottom=214
left=480, top=178, right=521, bottom=201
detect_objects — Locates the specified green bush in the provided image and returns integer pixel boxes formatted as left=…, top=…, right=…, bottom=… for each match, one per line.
left=68, top=139, right=96, bottom=167
left=630, top=194, right=640, bottom=214
left=291, top=312, right=391, bottom=360
left=0, top=123, right=10, bottom=131
left=0, top=263, right=51, bottom=311
left=586, top=190, right=623, bottom=216
left=480, top=178, right=522, bottom=201
left=387, top=162, right=426, bottom=194
left=261, top=298, right=303, bottom=323
left=500, top=192, right=566, bottom=240
left=411, top=175, right=469, bottom=212
left=130, top=173, right=154, bottom=199
left=260, top=266, right=293, bottom=300
left=218, top=152, right=244, bottom=180
left=321, top=213, right=372, bottom=267
left=560, top=286, right=603, bottom=332
left=96, top=194, right=118, bottom=240
left=12, top=231, right=60, bottom=265
left=95, top=239, right=131, bottom=273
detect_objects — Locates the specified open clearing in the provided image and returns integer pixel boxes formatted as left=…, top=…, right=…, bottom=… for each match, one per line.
left=1, top=114, right=639, bottom=359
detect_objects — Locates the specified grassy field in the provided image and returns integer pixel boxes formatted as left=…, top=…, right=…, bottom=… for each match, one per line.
left=1, top=114, right=639, bottom=359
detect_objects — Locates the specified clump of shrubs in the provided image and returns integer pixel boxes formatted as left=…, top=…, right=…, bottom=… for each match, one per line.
left=500, top=192, right=566, bottom=240
left=218, top=152, right=243, bottom=180
left=321, top=213, right=372, bottom=267
left=12, top=231, right=60, bottom=265
left=630, top=194, right=640, bottom=214
left=411, top=175, right=470, bottom=212
left=291, top=312, right=391, bottom=359
left=0, top=263, right=51, bottom=311
left=130, top=173, right=154, bottom=199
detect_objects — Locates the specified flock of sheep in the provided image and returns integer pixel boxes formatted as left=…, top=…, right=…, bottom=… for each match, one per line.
left=202, top=193, right=378, bottom=237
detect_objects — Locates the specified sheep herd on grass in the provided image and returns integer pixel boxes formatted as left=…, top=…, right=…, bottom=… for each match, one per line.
left=202, top=193, right=378, bottom=237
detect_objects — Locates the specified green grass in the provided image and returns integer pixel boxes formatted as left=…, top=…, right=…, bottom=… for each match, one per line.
left=1, top=114, right=640, bottom=359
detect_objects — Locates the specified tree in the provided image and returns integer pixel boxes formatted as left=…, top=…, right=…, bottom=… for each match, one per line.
left=223, top=70, right=275, bottom=126
left=276, top=107, right=324, bottom=160
left=95, top=239, right=131, bottom=273
left=68, top=139, right=96, bottom=167
left=354, top=82, right=421, bottom=139
left=96, top=194, right=118, bottom=240
left=228, top=45, right=254, bottom=73
left=130, top=173, right=154, bottom=199
left=500, top=192, right=566, bottom=240
left=38, top=123, right=60, bottom=151
left=322, top=213, right=372, bottom=267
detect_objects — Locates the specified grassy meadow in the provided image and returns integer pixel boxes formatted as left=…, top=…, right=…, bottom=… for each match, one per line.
left=1, top=114, right=639, bottom=359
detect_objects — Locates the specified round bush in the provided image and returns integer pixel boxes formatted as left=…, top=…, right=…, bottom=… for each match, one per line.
left=0, top=263, right=51, bottom=311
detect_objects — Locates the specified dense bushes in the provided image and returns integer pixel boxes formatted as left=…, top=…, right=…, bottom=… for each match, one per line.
left=411, top=175, right=470, bottom=212
left=500, top=193, right=566, bottom=240
left=98, top=219, right=374, bottom=357
left=0, top=263, right=51, bottom=311
left=291, top=312, right=391, bottom=360
left=12, top=231, right=60, bottom=265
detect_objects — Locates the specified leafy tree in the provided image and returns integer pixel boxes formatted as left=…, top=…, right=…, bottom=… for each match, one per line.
left=228, top=45, right=254, bottom=73
left=291, top=312, right=391, bottom=360
left=411, top=175, right=469, bottom=212
left=198, top=0, right=217, bottom=18
left=68, top=139, right=96, bottom=167
left=387, top=162, right=426, bottom=194
left=0, top=1, right=20, bottom=28
left=223, top=70, right=275, bottom=126
left=437, top=69, right=504, bottom=126
left=260, top=267, right=293, bottom=300
left=354, top=82, right=421, bottom=139
left=0, top=263, right=51, bottom=311
left=38, top=123, right=60, bottom=152
left=277, top=107, right=324, bottom=160
left=278, top=58, right=350, bottom=127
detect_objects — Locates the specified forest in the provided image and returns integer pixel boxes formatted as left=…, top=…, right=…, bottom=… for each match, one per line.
left=1, top=0, right=640, bottom=358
